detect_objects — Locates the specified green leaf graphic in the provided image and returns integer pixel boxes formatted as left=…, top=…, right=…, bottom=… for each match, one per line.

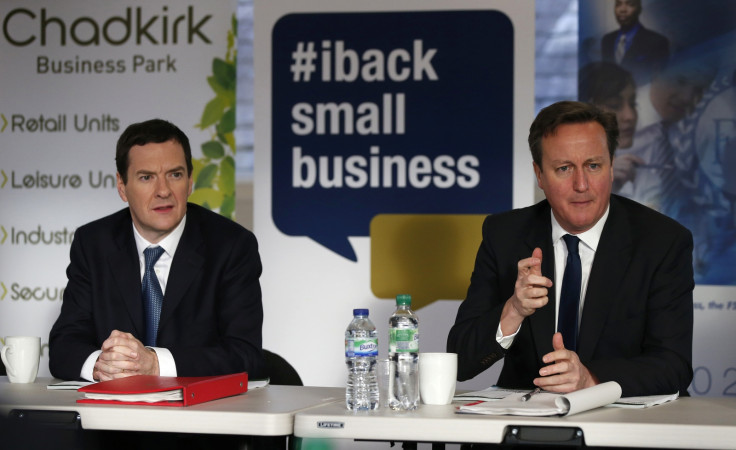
left=199, top=96, right=226, bottom=129
left=213, top=58, right=236, bottom=92
left=191, top=13, right=238, bottom=217
left=207, top=75, right=228, bottom=97
left=202, top=140, right=225, bottom=159
left=218, top=156, right=235, bottom=192
left=217, top=108, right=236, bottom=135
left=195, top=163, right=218, bottom=189
left=189, top=188, right=224, bottom=209
left=220, top=193, right=235, bottom=219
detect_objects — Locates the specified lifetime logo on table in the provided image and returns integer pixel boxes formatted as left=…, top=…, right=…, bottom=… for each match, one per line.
left=317, top=422, right=345, bottom=429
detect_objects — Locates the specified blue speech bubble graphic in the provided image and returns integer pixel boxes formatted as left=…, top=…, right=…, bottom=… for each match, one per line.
left=272, top=10, right=514, bottom=261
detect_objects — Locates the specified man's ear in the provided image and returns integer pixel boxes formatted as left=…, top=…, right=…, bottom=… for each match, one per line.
left=116, top=172, right=128, bottom=202
left=533, top=162, right=543, bottom=189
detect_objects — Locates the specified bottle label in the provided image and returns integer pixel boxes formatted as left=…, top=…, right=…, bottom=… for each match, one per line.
left=389, top=329, right=419, bottom=352
left=345, top=338, right=378, bottom=357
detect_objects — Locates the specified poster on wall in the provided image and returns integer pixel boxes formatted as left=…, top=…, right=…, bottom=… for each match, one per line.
left=254, top=0, right=535, bottom=388
left=579, top=0, right=736, bottom=396
left=0, top=0, right=236, bottom=376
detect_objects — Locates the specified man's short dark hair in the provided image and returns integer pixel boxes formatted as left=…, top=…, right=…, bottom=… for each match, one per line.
left=528, top=101, right=619, bottom=170
left=116, top=119, right=192, bottom=183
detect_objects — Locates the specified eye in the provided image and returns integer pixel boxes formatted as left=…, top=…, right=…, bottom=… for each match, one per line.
left=556, top=165, right=570, bottom=173
left=589, top=163, right=601, bottom=170
left=170, top=171, right=183, bottom=179
left=140, top=175, right=151, bottom=181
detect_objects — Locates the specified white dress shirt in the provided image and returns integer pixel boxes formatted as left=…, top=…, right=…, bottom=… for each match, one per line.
left=80, top=217, right=187, bottom=381
left=496, top=205, right=610, bottom=349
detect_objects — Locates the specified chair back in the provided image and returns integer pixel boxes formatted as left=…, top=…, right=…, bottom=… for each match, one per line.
left=263, top=349, right=303, bottom=386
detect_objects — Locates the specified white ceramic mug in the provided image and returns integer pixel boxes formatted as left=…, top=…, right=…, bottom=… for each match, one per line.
left=418, top=352, right=457, bottom=405
left=1, top=336, right=41, bottom=383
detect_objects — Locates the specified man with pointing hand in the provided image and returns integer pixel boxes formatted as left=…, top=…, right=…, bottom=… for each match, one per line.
left=448, top=101, right=693, bottom=397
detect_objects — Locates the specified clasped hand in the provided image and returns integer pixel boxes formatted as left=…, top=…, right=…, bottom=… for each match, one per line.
left=94, top=330, right=160, bottom=381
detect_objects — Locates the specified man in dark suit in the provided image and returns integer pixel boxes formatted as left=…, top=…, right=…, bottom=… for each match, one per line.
left=447, top=101, right=693, bottom=397
left=601, top=0, right=669, bottom=85
left=49, top=119, right=265, bottom=381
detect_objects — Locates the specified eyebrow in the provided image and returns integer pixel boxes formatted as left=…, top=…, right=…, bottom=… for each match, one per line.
left=134, top=165, right=187, bottom=176
left=549, top=157, right=606, bottom=165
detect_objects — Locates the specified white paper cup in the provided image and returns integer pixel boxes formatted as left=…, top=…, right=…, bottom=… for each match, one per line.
left=1, top=336, right=41, bottom=383
left=418, top=352, right=457, bottom=405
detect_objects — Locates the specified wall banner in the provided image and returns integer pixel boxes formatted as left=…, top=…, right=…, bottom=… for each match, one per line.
left=580, top=0, right=736, bottom=396
left=255, top=0, right=535, bottom=388
left=0, top=0, right=236, bottom=376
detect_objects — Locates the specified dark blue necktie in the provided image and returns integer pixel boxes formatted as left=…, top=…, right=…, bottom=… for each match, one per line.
left=558, top=234, right=581, bottom=352
left=142, top=246, right=165, bottom=347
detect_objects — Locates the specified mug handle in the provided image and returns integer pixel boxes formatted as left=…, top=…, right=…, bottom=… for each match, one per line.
left=1, top=345, right=16, bottom=378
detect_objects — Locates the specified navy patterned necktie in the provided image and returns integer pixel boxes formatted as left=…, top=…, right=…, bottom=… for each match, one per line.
left=558, top=234, right=581, bottom=352
left=615, top=34, right=626, bottom=63
left=142, top=246, right=165, bottom=347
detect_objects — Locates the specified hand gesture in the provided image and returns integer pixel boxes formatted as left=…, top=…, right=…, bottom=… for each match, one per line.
left=500, top=248, right=553, bottom=335
left=534, top=332, right=598, bottom=393
left=94, top=330, right=160, bottom=381
left=613, top=153, right=644, bottom=190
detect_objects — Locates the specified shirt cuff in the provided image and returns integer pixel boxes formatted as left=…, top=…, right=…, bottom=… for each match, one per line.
left=496, top=323, right=520, bottom=350
left=149, top=347, right=177, bottom=376
left=81, top=350, right=102, bottom=381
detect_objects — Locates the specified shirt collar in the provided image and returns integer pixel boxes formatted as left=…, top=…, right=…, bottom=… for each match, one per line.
left=618, top=22, right=641, bottom=42
left=550, top=203, right=610, bottom=252
left=132, top=215, right=187, bottom=259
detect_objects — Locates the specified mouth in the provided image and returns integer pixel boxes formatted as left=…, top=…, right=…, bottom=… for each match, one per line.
left=152, top=205, right=174, bottom=213
left=570, top=199, right=593, bottom=208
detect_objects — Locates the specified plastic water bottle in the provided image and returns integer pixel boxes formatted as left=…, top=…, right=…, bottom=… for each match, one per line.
left=388, top=294, right=419, bottom=410
left=345, top=308, right=379, bottom=410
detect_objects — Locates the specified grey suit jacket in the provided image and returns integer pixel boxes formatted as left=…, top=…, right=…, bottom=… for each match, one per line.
left=447, top=195, right=693, bottom=397
left=49, top=203, right=265, bottom=380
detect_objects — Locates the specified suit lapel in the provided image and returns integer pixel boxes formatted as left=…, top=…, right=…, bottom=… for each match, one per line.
left=526, top=202, right=556, bottom=361
left=578, top=197, right=633, bottom=361
left=160, top=208, right=204, bottom=327
left=108, top=211, right=144, bottom=336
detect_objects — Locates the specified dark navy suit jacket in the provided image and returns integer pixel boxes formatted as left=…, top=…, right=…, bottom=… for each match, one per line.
left=448, top=196, right=693, bottom=397
left=49, top=203, right=265, bottom=380
left=602, top=24, right=669, bottom=83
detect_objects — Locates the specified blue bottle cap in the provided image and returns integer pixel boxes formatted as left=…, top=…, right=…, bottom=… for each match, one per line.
left=353, top=308, right=369, bottom=316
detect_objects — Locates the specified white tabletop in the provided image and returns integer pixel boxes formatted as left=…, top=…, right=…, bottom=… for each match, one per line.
left=0, top=377, right=343, bottom=436
left=293, top=396, right=736, bottom=449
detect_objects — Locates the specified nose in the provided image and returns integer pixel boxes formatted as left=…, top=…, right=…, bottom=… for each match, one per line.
left=620, top=103, right=637, bottom=124
left=155, top=176, right=171, bottom=197
left=573, top=168, right=589, bottom=192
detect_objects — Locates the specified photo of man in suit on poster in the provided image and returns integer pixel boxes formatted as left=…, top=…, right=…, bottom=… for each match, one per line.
left=601, top=0, right=669, bottom=86
left=583, top=0, right=736, bottom=285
